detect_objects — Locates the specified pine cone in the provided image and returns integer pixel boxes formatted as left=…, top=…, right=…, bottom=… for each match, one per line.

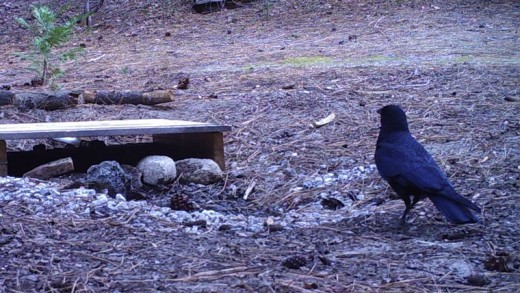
left=177, top=77, right=190, bottom=90
left=170, top=194, right=196, bottom=212
left=282, top=255, right=309, bottom=269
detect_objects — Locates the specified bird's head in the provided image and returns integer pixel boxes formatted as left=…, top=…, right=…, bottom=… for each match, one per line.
left=377, top=104, right=409, bottom=132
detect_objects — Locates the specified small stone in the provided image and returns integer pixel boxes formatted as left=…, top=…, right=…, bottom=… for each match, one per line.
left=160, top=207, right=171, bottom=214
left=92, top=195, right=108, bottom=206
left=266, top=224, right=284, bottom=232
left=321, top=197, right=345, bottom=210
left=115, top=194, right=126, bottom=202
left=183, top=220, right=207, bottom=228
left=466, top=274, right=490, bottom=287
left=218, top=224, right=232, bottom=231
left=96, top=194, right=108, bottom=201
left=149, top=211, right=164, bottom=218
left=504, top=96, right=519, bottom=102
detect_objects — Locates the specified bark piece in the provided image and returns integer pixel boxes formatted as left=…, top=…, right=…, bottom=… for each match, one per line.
left=23, top=157, right=74, bottom=180
left=311, top=113, right=336, bottom=128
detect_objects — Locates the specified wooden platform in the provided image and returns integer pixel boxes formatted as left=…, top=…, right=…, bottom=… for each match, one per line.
left=0, top=119, right=231, bottom=177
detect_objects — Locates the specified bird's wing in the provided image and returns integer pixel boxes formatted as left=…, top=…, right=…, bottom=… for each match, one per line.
left=379, top=149, right=482, bottom=222
left=395, top=164, right=448, bottom=193
left=375, top=137, right=431, bottom=180
left=376, top=137, right=450, bottom=192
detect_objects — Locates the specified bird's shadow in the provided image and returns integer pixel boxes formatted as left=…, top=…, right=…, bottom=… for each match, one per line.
left=342, top=211, right=483, bottom=242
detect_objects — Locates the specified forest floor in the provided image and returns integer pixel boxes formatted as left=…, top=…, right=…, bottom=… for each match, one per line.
left=0, top=0, right=519, bottom=292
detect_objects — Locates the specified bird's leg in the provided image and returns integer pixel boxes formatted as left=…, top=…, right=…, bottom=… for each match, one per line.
left=400, top=195, right=422, bottom=225
left=400, top=195, right=412, bottom=225
left=400, top=206, right=411, bottom=225
left=410, top=195, right=421, bottom=209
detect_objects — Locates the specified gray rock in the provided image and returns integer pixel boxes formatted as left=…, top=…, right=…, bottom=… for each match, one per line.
left=121, top=164, right=143, bottom=190
left=137, top=156, right=177, bottom=185
left=176, top=158, right=222, bottom=185
left=86, top=161, right=130, bottom=197
left=121, top=164, right=146, bottom=200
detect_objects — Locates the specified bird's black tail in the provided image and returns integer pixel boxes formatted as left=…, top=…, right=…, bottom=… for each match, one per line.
left=429, top=193, right=481, bottom=224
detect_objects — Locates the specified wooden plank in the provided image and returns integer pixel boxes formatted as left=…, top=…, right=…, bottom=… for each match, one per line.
left=0, top=140, right=6, bottom=176
left=153, top=132, right=226, bottom=170
left=0, top=119, right=231, bottom=140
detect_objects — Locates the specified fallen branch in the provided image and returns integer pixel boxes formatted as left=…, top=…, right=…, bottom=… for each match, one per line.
left=167, top=266, right=257, bottom=282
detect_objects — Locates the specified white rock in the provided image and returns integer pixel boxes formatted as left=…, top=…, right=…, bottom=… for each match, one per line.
left=149, top=211, right=164, bottom=218
left=115, top=194, right=126, bottom=202
left=449, top=260, right=474, bottom=278
left=107, top=201, right=119, bottom=210
left=137, top=155, right=177, bottom=185
left=115, top=202, right=129, bottom=210
left=96, top=194, right=108, bottom=201
left=160, top=207, right=171, bottom=214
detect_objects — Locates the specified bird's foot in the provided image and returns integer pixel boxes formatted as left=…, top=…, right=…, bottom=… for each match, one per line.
left=397, top=216, right=411, bottom=230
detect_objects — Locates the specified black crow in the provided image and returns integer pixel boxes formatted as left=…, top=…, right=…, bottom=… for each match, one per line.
left=375, top=105, right=481, bottom=224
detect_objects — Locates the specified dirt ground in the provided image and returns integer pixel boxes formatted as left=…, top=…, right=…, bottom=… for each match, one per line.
left=0, top=0, right=519, bottom=292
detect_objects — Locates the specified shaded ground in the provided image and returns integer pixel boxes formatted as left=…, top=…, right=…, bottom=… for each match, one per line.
left=0, top=0, right=519, bottom=292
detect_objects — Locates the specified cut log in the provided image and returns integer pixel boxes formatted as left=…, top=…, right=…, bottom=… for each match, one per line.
left=23, top=157, right=74, bottom=180
left=2, top=90, right=173, bottom=110
left=193, top=0, right=224, bottom=13
left=0, top=90, right=14, bottom=106
left=14, top=91, right=80, bottom=111
left=83, top=90, right=173, bottom=105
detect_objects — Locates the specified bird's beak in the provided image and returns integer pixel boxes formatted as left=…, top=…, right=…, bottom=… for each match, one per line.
left=376, top=108, right=382, bottom=114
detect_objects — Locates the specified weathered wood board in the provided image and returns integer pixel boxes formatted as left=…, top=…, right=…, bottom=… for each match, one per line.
left=0, top=119, right=230, bottom=139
